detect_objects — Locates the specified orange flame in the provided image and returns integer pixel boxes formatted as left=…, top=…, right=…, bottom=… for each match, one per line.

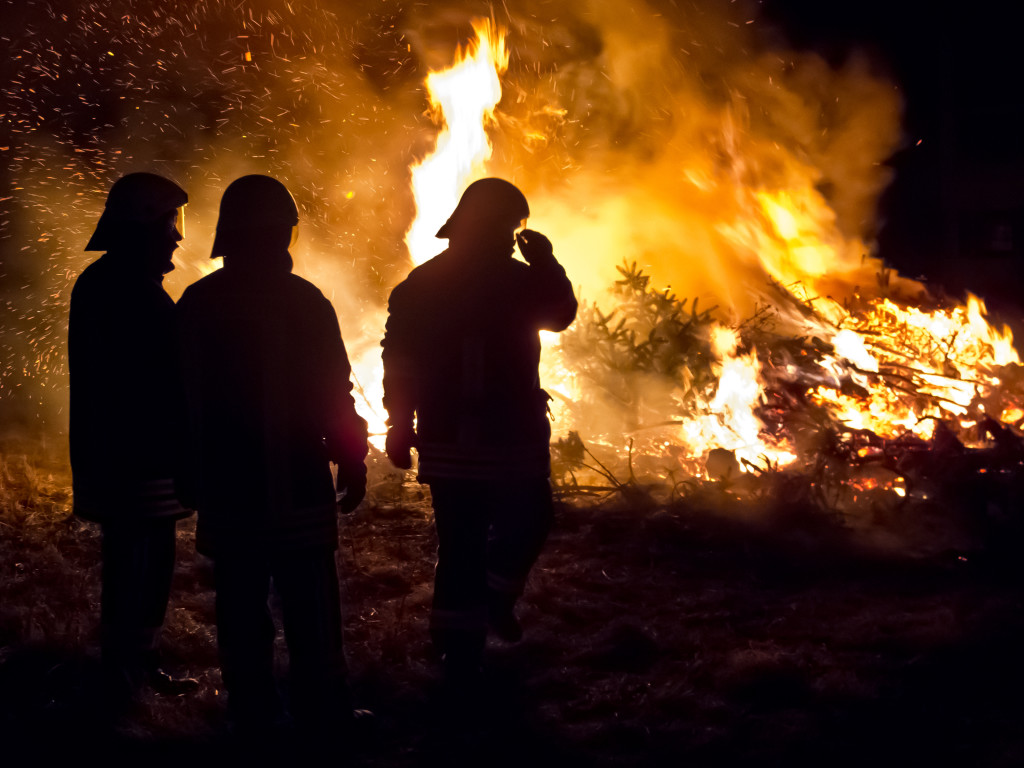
left=405, top=19, right=508, bottom=265
left=394, top=15, right=1023, bottom=482
left=352, top=20, right=509, bottom=447
left=682, top=325, right=795, bottom=468
left=807, top=294, right=1019, bottom=441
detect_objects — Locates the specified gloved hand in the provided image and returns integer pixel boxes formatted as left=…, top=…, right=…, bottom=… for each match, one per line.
left=385, top=425, right=415, bottom=470
left=338, top=467, right=367, bottom=514
left=515, top=229, right=554, bottom=265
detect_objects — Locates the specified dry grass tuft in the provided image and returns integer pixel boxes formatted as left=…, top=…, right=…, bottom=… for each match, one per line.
left=2, top=433, right=1023, bottom=766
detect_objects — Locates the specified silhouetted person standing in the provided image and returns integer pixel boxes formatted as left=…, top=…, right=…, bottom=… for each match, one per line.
left=382, top=178, right=577, bottom=694
left=69, top=172, right=198, bottom=706
left=176, top=175, right=369, bottom=739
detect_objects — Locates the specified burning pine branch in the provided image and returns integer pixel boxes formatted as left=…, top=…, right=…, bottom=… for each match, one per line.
left=548, top=262, right=1024, bottom=524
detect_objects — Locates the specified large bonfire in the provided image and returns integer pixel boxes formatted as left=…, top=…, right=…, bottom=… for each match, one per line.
left=395, top=16, right=1023, bottom=511
left=2, top=1, right=1022, bottom=517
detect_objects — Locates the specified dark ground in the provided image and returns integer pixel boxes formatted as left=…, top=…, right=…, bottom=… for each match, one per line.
left=1, top=437, right=1022, bottom=767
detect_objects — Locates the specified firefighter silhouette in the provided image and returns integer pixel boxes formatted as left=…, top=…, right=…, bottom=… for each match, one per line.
left=69, top=172, right=198, bottom=706
left=382, top=178, right=578, bottom=693
left=176, top=175, right=370, bottom=737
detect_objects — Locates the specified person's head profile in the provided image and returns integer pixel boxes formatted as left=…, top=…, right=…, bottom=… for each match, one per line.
left=436, top=177, right=529, bottom=258
left=211, top=174, right=299, bottom=271
left=86, top=172, right=187, bottom=279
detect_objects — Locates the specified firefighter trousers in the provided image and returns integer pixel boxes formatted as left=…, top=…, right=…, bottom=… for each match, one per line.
left=212, top=547, right=350, bottom=728
left=427, top=477, right=554, bottom=658
left=100, top=518, right=177, bottom=685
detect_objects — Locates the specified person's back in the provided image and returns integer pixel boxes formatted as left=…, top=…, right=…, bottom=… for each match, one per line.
left=382, top=178, right=577, bottom=699
left=176, top=174, right=368, bottom=737
left=385, top=249, right=564, bottom=471
left=178, top=266, right=361, bottom=550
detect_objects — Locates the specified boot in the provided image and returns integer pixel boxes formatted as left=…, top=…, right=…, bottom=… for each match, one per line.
left=147, top=667, right=200, bottom=696
left=142, top=649, right=200, bottom=695
left=437, top=630, right=485, bottom=714
left=487, top=591, right=523, bottom=643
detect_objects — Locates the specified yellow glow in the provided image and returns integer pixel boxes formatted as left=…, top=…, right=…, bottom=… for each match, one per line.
left=1001, top=407, right=1024, bottom=423
left=391, top=16, right=1024, bottom=481
left=405, top=18, right=508, bottom=265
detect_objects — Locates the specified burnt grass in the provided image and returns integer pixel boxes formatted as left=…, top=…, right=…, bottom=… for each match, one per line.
left=2, top=437, right=1023, bottom=767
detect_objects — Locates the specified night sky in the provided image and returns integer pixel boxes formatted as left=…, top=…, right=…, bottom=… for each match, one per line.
left=763, top=0, right=1024, bottom=285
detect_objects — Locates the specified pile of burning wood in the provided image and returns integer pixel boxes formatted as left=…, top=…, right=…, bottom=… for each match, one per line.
left=549, top=262, right=1024, bottom=542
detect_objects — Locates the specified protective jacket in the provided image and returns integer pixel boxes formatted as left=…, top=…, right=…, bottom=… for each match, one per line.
left=68, top=253, right=189, bottom=522
left=382, top=247, right=577, bottom=481
left=176, top=266, right=367, bottom=556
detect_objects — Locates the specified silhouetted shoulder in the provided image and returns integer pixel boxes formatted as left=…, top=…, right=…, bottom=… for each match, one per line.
left=282, top=272, right=333, bottom=304
left=392, top=251, right=532, bottom=295
left=397, top=253, right=449, bottom=285
left=70, top=260, right=110, bottom=311
left=179, top=269, right=331, bottom=309
left=73, top=256, right=172, bottom=303
left=386, top=254, right=447, bottom=303
left=71, top=257, right=108, bottom=291
left=177, top=267, right=227, bottom=305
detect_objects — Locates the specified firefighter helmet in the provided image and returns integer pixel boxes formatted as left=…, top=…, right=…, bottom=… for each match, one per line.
left=435, top=178, right=529, bottom=239
left=211, top=174, right=299, bottom=258
left=85, top=172, right=187, bottom=251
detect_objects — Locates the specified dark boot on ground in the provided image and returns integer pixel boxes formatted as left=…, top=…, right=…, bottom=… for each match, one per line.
left=147, top=667, right=200, bottom=696
left=142, top=649, right=200, bottom=695
left=487, top=591, right=523, bottom=643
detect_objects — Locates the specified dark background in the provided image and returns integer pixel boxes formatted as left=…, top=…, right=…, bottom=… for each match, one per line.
left=764, top=0, right=1024, bottom=313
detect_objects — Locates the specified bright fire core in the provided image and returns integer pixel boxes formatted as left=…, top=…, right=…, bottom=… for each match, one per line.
left=5, top=4, right=1021, bottom=490
left=392, top=18, right=1022, bottom=483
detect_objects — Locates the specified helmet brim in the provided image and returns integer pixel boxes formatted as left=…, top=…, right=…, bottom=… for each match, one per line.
left=435, top=217, right=455, bottom=239
left=84, top=210, right=117, bottom=251
left=433, top=177, right=529, bottom=240
left=85, top=173, right=187, bottom=251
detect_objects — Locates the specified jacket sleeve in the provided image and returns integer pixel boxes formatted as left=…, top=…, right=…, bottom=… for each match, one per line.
left=173, top=287, right=205, bottom=510
left=381, top=280, right=418, bottom=436
left=526, top=251, right=578, bottom=332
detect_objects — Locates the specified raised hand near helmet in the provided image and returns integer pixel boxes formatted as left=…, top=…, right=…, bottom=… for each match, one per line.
left=515, top=229, right=554, bottom=265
